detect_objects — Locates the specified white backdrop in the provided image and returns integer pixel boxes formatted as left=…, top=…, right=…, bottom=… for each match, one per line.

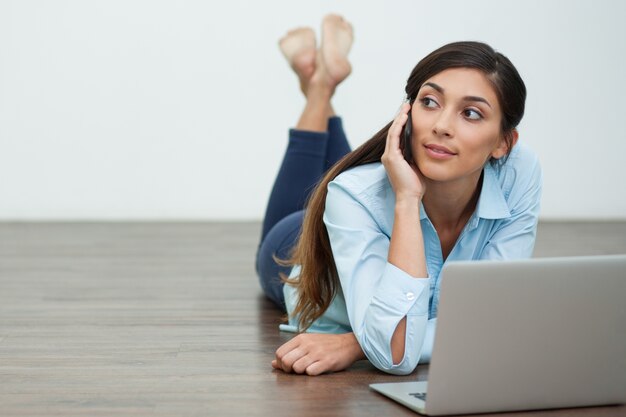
left=1, top=0, right=625, bottom=220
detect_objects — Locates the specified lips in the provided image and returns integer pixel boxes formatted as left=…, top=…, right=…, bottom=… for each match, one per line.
left=424, top=144, right=457, bottom=155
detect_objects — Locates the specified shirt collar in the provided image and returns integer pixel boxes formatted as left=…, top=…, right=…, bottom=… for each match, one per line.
left=418, top=163, right=511, bottom=221
left=475, top=163, right=511, bottom=220
left=419, top=202, right=428, bottom=220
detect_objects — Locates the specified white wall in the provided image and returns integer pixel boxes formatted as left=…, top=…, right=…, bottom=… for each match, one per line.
left=1, top=0, right=625, bottom=220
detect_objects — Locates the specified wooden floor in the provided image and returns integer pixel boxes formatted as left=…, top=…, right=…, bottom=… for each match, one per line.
left=0, top=221, right=625, bottom=416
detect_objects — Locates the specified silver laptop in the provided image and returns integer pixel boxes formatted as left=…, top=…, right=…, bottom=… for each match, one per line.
left=370, top=255, right=626, bottom=415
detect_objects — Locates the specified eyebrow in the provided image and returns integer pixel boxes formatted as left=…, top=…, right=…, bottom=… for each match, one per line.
left=422, top=82, right=492, bottom=108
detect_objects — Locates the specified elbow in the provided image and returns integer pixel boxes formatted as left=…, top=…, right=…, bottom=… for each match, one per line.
left=369, top=347, right=420, bottom=375
left=360, top=329, right=421, bottom=375
left=383, top=360, right=419, bottom=375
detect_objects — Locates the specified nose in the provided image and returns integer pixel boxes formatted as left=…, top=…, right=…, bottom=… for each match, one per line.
left=432, top=110, right=454, bottom=138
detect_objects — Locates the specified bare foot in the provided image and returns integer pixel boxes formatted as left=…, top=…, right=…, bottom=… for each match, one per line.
left=279, top=27, right=317, bottom=95
left=318, top=14, right=353, bottom=87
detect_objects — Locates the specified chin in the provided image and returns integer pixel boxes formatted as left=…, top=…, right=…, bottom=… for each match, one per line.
left=415, top=154, right=456, bottom=182
left=419, top=164, right=455, bottom=182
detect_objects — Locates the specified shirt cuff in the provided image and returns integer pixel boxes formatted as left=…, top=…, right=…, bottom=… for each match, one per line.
left=418, top=318, right=437, bottom=364
left=372, top=262, right=430, bottom=317
left=279, top=323, right=298, bottom=333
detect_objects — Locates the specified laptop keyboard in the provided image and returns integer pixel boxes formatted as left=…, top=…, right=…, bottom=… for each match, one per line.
left=409, top=392, right=427, bottom=401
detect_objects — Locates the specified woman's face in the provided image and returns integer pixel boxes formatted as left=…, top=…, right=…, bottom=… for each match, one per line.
left=411, top=67, right=510, bottom=185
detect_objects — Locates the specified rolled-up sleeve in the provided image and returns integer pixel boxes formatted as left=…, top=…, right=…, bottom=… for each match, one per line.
left=324, top=180, right=430, bottom=375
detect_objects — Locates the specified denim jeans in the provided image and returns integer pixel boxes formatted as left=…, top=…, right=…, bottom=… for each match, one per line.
left=255, top=117, right=351, bottom=310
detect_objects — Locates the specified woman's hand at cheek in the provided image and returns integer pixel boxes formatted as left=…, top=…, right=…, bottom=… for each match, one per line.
left=381, top=102, right=426, bottom=202
left=272, top=332, right=366, bottom=376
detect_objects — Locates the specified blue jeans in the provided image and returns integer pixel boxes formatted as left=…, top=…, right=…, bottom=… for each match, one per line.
left=255, top=117, right=352, bottom=310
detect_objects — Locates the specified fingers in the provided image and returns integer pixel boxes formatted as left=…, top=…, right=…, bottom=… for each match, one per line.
left=273, top=355, right=326, bottom=376
left=273, top=335, right=328, bottom=375
left=274, top=351, right=321, bottom=375
left=292, top=355, right=318, bottom=374
left=272, top=333, right=353, bottom=376
left=385, top=102, right=411, bottom=156
left=274, top=336, right=310, bottom=374
left=304, top=361, right=328, bottom=376
left=274, top=336, right=300, bottom=363
left=278, top=347, right=307, bottom=373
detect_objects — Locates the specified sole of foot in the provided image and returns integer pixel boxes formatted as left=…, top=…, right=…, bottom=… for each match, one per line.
left=279, top=27, right=317, bottom=82
left=320, top=14, right=353, bottom=85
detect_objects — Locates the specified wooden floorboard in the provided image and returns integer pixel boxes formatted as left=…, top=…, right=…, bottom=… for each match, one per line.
left=0, top=221, right=624, bottom=416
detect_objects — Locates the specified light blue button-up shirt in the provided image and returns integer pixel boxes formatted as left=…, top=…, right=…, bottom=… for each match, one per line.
left=281, top=143, right=542, bottom=375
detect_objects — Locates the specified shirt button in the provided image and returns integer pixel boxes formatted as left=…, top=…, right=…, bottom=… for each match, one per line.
left=406, top=292, right=415, bottom=301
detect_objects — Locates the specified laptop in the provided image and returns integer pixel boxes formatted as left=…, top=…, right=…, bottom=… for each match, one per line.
left=370, top=255, right=626, bottom=415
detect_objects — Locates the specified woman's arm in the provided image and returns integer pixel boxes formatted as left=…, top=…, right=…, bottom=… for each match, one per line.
left=382, top=103, right=428, bottom=363
left=387, top=200, right=425, bottom=363
left=273, top=104, right=430, bottom=375
left=322, top=104, right=430, bottom=374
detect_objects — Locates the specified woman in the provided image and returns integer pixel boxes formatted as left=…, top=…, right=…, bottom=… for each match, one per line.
left=256, top=14, right=542, bottom=376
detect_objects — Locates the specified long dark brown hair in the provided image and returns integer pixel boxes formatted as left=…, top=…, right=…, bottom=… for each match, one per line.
left=285, top=41, right=527, bottom=330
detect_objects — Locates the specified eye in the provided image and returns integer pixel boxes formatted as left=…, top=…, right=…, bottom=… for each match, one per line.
left=463, top=108, right=483, bottom=120
left=420, top=97, right=439, bottom=108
